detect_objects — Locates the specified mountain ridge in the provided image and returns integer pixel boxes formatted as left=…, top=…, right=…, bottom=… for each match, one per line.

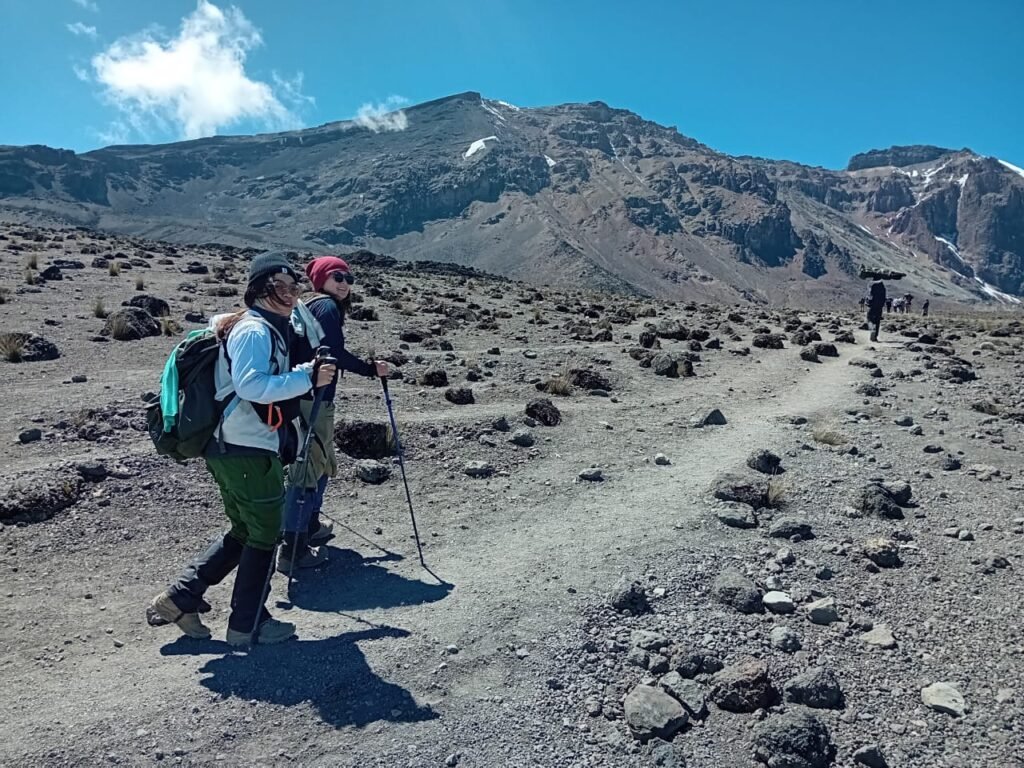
left=1, top=92, right=1022, bottom=307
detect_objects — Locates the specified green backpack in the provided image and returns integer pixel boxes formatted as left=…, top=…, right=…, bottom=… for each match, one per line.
left=144, top=329, right=230, bottom=461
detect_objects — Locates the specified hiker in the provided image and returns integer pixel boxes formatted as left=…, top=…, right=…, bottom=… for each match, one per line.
left=922, top=299, right=930, bottom=317
left=885, top=297, right=893, bottom=313
left=149, top=251, right=336, bottom=646
left=904, top=294, right=914, bottom=313
left=279, top=255, right=390, bottom=573
left=867, top=278, right=886, bottom=342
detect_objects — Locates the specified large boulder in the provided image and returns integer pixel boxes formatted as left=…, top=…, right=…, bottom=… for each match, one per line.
left=0, top=332, right=60, bottom=362
left=101, top=307, right=160, bottom=341
left=783, top=667, right=845, bottom=709
left=125, top=294, right=170, bottom=317
left=711, top=472, right=768, bottom=507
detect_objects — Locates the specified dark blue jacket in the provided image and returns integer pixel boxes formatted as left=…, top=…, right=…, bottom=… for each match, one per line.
left=292, top=296, right=374, bottom=402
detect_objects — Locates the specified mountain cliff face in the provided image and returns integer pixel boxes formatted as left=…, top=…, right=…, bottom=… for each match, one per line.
left=2, top=91, right=1022, bottom=306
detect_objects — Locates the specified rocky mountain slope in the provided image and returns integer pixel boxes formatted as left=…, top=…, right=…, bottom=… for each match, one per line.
left=1, top=92, right=1023, bottom=307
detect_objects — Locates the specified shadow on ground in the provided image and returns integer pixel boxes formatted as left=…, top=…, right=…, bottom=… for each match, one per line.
left=161, top=627, right=437, bottom=728
left=288, top=547, right=454, bottom=612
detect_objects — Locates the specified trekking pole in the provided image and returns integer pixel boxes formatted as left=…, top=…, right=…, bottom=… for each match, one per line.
left=287, top=346, right=335, bottom=596
left=379, top=377, right=426, bottom=567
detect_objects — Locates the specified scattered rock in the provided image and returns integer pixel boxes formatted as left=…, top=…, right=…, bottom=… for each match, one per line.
left=752, top=710, right=837, bottom=768
left=768, top=516, right=812, bottom=539
left=654, top=453, right=671, bottom=466
left=444, top=387, right=474, bottom=405
left=747, top=449, right=783, bottom=475
left=770, top=626, right=802, bottom=653
left=858, top=484, right=904, bottom=519
left=716, top=502, right=758, bottom=530
left=853, top=744, right=890, bottom=768
left=125, top=294, right=170, bottom=317
left=17, top=428, right=42, bottom=444
left=806, top=597, right=840, bottom=625
left=713, top=569, right=763, bottom=614
left=0, top=332, right=60, bottom=362
left=508, top=429, right=535, bottom=447
left=762, top=591, right=796, bottom=614
left=623, top=685, right=688, bottom=742
left=921, top=682, right=967, bottom=718
left=355, top=459, right=391, bottom=484
left=861, top=625, right=897, bottom=649
left=334, top=420, right=392, bottom=459
left=463, top=461, right=495, bottom=479
left=418, top=366, right=449, bottom=387
left=783, top=667, right=845, bottom=709
left=699, top=408, right=727, bottom=427
left=578, top=467, right=604, bottom=482
left=658, top=672, right=708, bottom=719
left=526, top=398, right=561, bottom=426
left=711, top=660, right=776, bottom=713
left=101, top=307, right=161, bottom=341
left=609, top=577, right=651, bottom=615
left=651, top=352, right=679, bottom=378
left=711, top=472, right=767, bottom=507
left=863, top=537, right=900, bottom=568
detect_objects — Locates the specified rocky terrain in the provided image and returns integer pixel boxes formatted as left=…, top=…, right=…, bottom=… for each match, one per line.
left=1, top=223, right=1023, bottom=767
left=2, top=93, right=1024, bottom=307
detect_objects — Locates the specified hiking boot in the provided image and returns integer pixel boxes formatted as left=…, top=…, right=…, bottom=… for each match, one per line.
left=309, top=517, right=334, bottom=544
left=276, top=543, right=329, bottom=574
left=226, top=618, right=296, bottom=647
left=148, top=591, right=212, bottom=639
left=146, top=596, right=212, bottom=627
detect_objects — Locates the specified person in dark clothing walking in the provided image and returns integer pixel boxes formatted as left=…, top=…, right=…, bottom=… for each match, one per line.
left=279, top=256, right=389, bottom=572
left=149, top=251, right=336, bottom=646
left=922, top=299, right=930, bottom=317
left=868, top=279, right=886, bottom=342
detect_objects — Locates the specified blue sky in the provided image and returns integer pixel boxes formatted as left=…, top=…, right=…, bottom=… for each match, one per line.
left=1, top=0, right=1021, bottom=169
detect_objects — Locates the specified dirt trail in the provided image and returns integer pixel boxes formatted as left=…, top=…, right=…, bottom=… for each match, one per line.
left=1, top=332, right=873, bottom=766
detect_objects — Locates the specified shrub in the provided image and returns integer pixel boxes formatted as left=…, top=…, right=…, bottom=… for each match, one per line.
left=24, top=269, right=35, bottom=285
left=0, top=286, right=9, bottom=305
left=108, top=261, right=121, bottom=276
left=0, top=333, right=26, bottom=362
left=159, top=317, right=182, bottom=337
left=93, top=298, right=108, bottom=319
left=25, top=253, right=38, bottom=270
left=135, top=275, right=145, bottom=291
left=812, top=425, right=847, bottom=446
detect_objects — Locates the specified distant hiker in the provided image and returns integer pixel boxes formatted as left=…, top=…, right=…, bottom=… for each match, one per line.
left=922, top=299, right=930, bottom=317
left=885, top=297, right=893, bottom=313
left=868, top=279, right=886, bottom=342
left=858, top=297, right=866, bottom=308
left=281, top=256, right=390, bottom=573
left=149, top=251, right=336, bottom=646
left=904, top=294, right=914, bottom=313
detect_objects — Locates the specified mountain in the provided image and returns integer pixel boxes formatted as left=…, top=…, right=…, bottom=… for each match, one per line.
left=1, top=91, right=1022, bottom=306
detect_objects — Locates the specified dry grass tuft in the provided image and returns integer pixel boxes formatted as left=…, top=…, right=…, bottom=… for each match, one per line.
left=108, top=261, right=121, bottom=276
left=92, top=298, right=108, bottom=319
left=135, top=275, right=145, bottom=291
left=812, top=425, right=847, bottom=446
left=159, top=317, right=182, bottom=337
left=0, top=333, right=26, bottom=362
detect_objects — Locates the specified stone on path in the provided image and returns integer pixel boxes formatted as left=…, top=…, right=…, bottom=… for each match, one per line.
left=463, top=460, right=495, bottom=478
left=623, top=684, right=688, bottom=742
left=713, top=569, right=763, bottom=614
left=921, top=682, right=967, bottom=718
left=716, top=502, right=758, bottom=529
left=861, top=625, right=897, bottom=649
left=763, top=591, right=796, bottom=614
left=806, top=597, right=839, bottom=625
left=770, top=626, right=802, bottom=653
left=753, top=711, right=837, bottom=768
left=711, top=660, right=776, bottom=713
left=783, top=667, right=845, bottom=709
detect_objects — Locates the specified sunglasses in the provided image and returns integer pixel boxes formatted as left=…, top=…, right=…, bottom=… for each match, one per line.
left=330, top=271, right=355, bottom=285
left=271, top=278, right=304, bottom=296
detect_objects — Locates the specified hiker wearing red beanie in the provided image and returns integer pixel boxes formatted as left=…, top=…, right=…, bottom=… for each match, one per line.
left=281, top=256, right=389, bottom=572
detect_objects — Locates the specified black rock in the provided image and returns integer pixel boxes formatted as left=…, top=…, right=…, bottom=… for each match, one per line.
left=444, top=387, right=474, bottom=405
left=526, top=398, right=561, bottom=426
left=753, top=711, right=837, bottom=768
left=125, top=294, right=170, bottom=317
left=418, top=366, right=449, bottom=387
left=783, top=667, right=845, bottom=709
left=609, top=577, right=651, bottom=615
left=713, top=569, right=763, bottom=614
left=18, top=428, right=42, bottom=444
left=101, top=307, right=161, bottom=341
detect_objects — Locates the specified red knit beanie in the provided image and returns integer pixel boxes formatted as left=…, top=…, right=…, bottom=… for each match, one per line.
left=305, top=256, right=351, bottom=292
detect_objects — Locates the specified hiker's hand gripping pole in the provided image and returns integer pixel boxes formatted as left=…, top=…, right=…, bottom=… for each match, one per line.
left=379, top=376, right=426, bottom=567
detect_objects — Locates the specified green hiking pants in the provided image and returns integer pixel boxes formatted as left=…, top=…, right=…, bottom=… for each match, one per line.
left=205, top=455, right=285, bottom=551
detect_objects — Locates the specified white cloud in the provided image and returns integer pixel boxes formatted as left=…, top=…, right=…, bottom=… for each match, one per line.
left=72, top=64, right=91, bottom=81
left=67, top=22, right=98, bottom=38
left=353, top=96, right=409, bottom=132
left=89, top=0, right=307, bottom=141
left=72, top=0, right=99, bottom=11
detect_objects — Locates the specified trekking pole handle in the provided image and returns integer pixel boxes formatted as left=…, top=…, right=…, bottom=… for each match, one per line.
left=311, top=346, right=337, bottom=389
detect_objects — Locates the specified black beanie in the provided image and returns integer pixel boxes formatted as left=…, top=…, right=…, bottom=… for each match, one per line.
left=248, top=250, right=299, bottom=284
